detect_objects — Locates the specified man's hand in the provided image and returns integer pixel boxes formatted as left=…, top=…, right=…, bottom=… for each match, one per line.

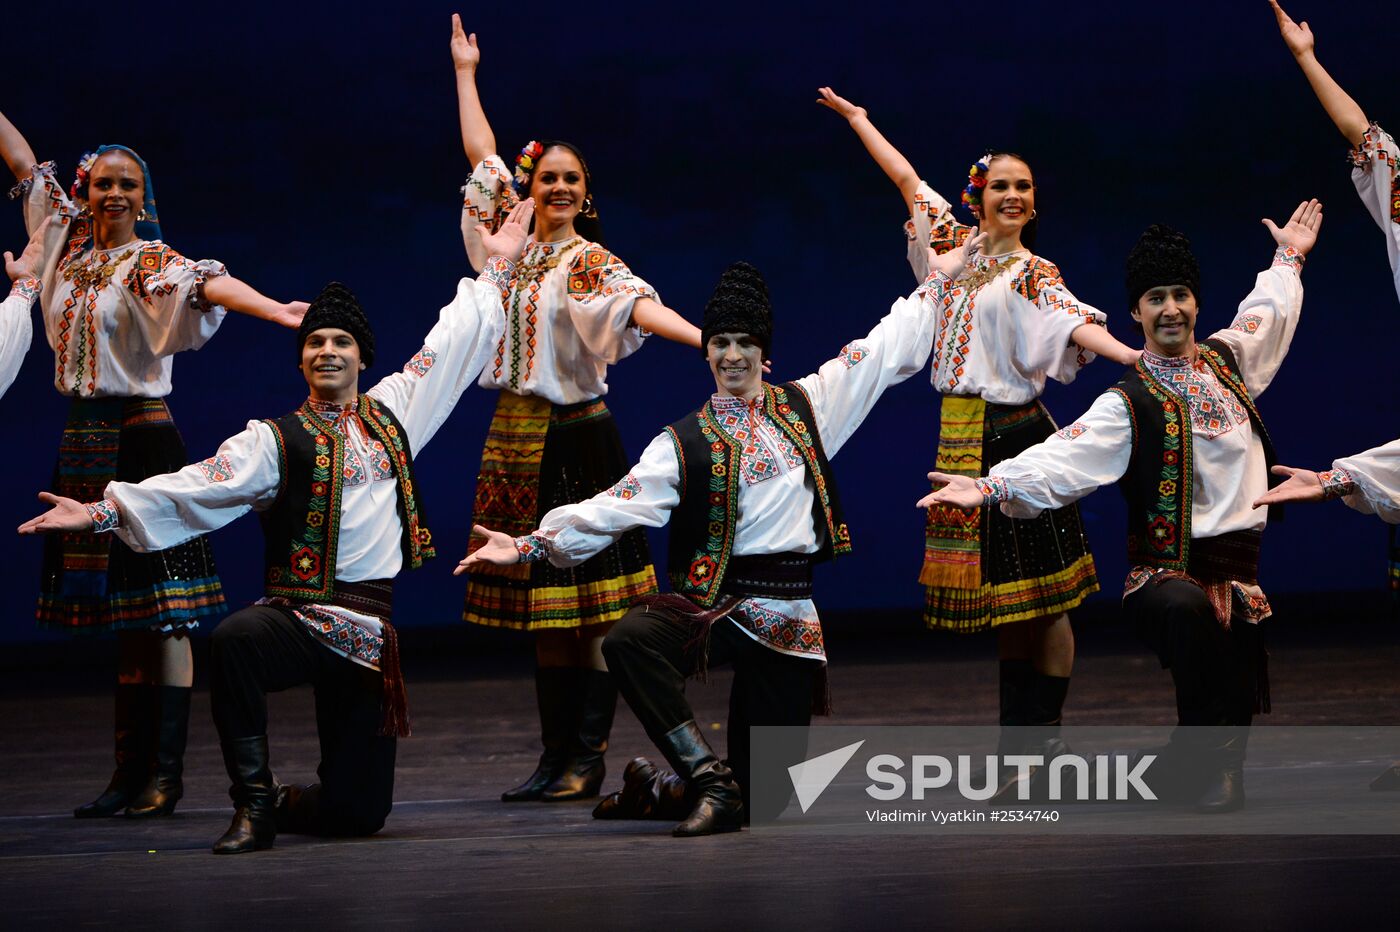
left=1263, top=198, right=1322, bottom=256
left=450, top=14, right=481, bottom=73
left=5, top=217, right=49, bottom=282
left=476, top=198, right=534, bottom=265
left=916, top=472, right=984, bottom=511
left=1269, top=0, right=1315, bottom=60
left=453, top=524, right=523, bottom=574
left=18, top=492, right=93, bottom=535
left=1252, top=464, right=1325, bottom=508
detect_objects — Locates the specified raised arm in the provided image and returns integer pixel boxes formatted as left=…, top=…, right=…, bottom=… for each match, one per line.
left=630, top=298, right=702, bottom=348
left=0, top=109, right=38, bottom=182
left=816, top=87, right=920, bottom=214
left=451, top=14, right=496, bottom=167
left=201, top=276, right=308, bottom=329
left=1270, top=0, right=1367, bottom=146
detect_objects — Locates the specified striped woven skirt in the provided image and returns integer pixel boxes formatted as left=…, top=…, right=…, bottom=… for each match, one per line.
left=921, top=396, right=1099, bottom=633
left=462, top=392, right=658, bottom=631
left=37, top=396, right=226, bottom=633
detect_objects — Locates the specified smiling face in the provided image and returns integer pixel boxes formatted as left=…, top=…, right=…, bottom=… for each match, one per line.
left=300, top=328, right=364, bottom=403
left=975, top=156, right=1035, bottom=244
left=528, top=146, right=587, bottom=238
left=86, top=151, right=145, bottom=246
left=706, top=332, right=764, bottom=399
left=1132, top=284, right=1199, bottom=357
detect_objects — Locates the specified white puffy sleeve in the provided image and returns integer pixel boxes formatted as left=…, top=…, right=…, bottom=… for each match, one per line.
left=984, top=390, right=1134, bottom=518
left=0, top=278, right=38, bottom=398
left=103, top=421, right=282, bottom=552
left=120, top=242, right=229, bottom=355
left=904, top=180, right=973, bottom=281
left=793, top=272, right=946, bottom=458
left=526, top=431, right=681, bottom=568
left=1010, top=257, right=1107, bottom=385
left=561, top=243, right=652, bottom=365
left=1207, top=246, right=1304, bottom=398
left=365, top=259, right=510, bottom=453
left=13, top=161, right=81, bottom=289
left=1347, top=123, right=1400, bottom=302
left=461, top=155, right=517, bottom=273
left=1333, top=439, right=1400, bottom=524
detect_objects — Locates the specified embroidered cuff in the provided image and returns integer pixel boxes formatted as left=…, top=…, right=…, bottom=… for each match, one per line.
left=480, top=255, right=516, bottom=294
left=1272, top=244, right=1304, bottom=273
left=86, top=499, right=121, bottom=533
left=975, top=476, right=1011, bottom=506
left=1318, top=467, right=1357, bottom=501
left=9, top=276, right=41, bottom=303
left=188, top=261, right=229, bottom=313
left=1346, top=122, right=1390, bottom=168
left=514, top=533, right=550, bottom=563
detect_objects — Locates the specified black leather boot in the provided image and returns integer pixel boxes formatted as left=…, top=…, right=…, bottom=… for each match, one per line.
left=502, top=667, right=576, bottom=802
left=212, top=736, right=276, bottom=854
left=274, top=783, right=320, bottom=834
left=75, top=683, right=155, bottom=818
left=542, top=669, right=616, bottom=801
left=658, top=721, right=744, bottom=837
left=1196, top=726, right=1249, bottom=813
left=126, top=685, right=190, bottom=817
left=592, top=757, right=694, bottom=820
left=990, top=672, right=1070, bottom=805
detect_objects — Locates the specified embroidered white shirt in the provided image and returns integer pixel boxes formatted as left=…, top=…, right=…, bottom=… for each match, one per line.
left=0, top=277, right=39, bottom=399
left=1349, top=123, right=1400, bottom=303
left=1335, top=439, right=1400, bottom=524
left=461, top=155, right=655, bottom=405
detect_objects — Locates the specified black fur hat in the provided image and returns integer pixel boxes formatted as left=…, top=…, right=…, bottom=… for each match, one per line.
left=700, top=261, right=773, bottom=354
left=1125, top=224, right=1201, bottom=310
left=298, top=282, right=375, bottom=367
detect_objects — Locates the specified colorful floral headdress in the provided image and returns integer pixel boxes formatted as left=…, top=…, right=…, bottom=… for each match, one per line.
left=960, top=154, right=993, bottom=218
left=511, top=140, right=545, bottom=197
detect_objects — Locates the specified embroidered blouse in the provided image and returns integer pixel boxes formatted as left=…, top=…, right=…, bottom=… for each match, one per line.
left=979, top=249, right=1304, bottom=616
left=13, top=161, right=229, bottom=398
left=1348, top=122, right=1400, bottom=302
left=1330, top=439, right=1400, bottom=524
left=514, top=273, right=947, bottom=661
left=903, top=180, right=1106, bottom=404
left=0, top=276, right=40, bottom=399
left=461, top=155, right=656, bottom=405
left=89, top=266, right=510, bottom=667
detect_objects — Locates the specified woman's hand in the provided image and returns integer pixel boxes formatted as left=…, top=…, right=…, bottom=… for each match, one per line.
left=450, top=14, right=481, bottom=73
left=816, top=86, right=866, bottom=122
left=453, top=524, right=521, bottom=574
left=18, top=492, right=92, bottom=535
left=274, top=301, right=309, bottom=329
left=5, top=217, right=49, bottom=281
left=1269, top=0, right=1314, bottom=59
left=915, top=472, right=984, bottom=511
left=476, top=198, right=535, bottom=265
left=1262, top=198, right=1322, bottom=256
left=927, top=228, right=987, bottom=280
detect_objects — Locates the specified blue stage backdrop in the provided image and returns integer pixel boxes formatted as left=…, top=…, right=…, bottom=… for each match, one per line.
left=2, top=1, right=1395, bottom=643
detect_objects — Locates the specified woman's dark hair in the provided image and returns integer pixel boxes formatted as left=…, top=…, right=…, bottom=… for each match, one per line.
left=983, top=151, right=1037, bottom=253
left=526, top=140, right=606, bottom=247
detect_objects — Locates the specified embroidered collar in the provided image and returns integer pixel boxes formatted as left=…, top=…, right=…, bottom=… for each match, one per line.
left=709, top=391, right=764, bottom=414
left=305, top=397, right=355, bottom=421
left=1141, top=348, right=1198, bottom=370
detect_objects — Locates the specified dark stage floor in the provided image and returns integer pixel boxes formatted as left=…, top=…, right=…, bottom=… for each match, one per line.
left=3, top=601, right=1398, bottom=928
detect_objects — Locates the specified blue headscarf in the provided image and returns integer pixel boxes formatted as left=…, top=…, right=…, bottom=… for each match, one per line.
left=71, top=144, right=162, bottom=241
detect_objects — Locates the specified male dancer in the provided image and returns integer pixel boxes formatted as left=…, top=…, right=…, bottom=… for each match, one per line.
left=923, top=204, right=1322, bottom=812
left=20, top=200, right=533, bottom=852
left=463, top=237, right=984, bottom=835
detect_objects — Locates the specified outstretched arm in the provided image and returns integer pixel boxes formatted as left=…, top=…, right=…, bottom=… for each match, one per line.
left=816, top=87, right=920, bottom=214
left=1070, top=322, right=1141, bottom=366
left=455, top=524, right=521, bottom=570
left=201, top=276, right=308, bottom=329
left=0, top=109, right=37, bottom=182
left=1270, top=0, right=1367, bottom=146
left=18, top=493, right=94, bottom=535
left=631, top=298, right=702, bottom=348
left=451, top=15, right=496, bottom=167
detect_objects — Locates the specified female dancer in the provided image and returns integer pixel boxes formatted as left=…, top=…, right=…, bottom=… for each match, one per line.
left=1, top=109, right=306, bottom=819
left=451, top=16, right=701, bottom=802
left=817, top=88, right=1138, bottom=769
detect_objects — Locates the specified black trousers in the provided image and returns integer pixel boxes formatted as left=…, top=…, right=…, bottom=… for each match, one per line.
left=209, top=605, right=396, bottom=837
left=602, top=604, right=818, bottom=819
left=1124, top=578, right=1264, bottom=727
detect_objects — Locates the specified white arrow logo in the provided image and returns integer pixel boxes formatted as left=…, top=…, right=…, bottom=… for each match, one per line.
left=788, top=740, right=866, bottom=813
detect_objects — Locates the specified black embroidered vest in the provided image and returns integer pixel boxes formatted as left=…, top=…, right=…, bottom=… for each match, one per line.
left=662, top=382, right=851, bottom=608
left=1109, top=339, right=1279, bottom=571
left=260, top=396, right=435, bottom=601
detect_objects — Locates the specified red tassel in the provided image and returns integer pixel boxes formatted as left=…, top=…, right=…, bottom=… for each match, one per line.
left=377, top=621, right=412, bottom=737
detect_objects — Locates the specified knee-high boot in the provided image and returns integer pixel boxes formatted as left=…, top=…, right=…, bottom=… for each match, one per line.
left=502, top=667, right=575, bottom=802
left=75, top=683, right=156, bottom=818
left=542, top=669, right=615, bottom=801
left=125, top=685, right=190, bottom=817
left=659, top=720, right=744, bottom=837
left=212, top=736, right=276, bottom=854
